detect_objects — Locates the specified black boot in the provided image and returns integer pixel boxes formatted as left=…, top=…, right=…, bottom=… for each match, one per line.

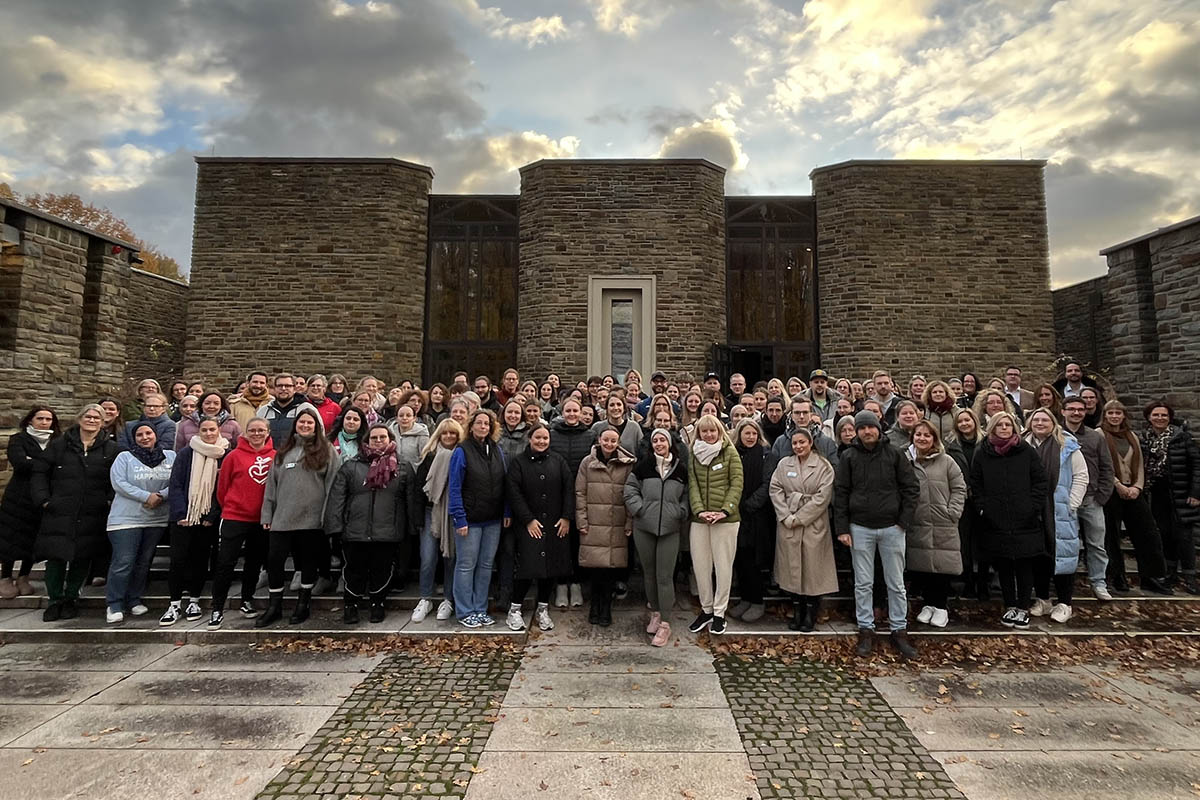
left=255, top=591, right=283, bottom=628
left=599, top=591, right=613, bottom=627
left=787, top=600, right=805, bottom=631
left=855, top=627, right=875, bottom=657
left=289, top=587, right=312, bottom=625
left=343, top=592, right=359, bottom=625
left=801, top=598, right=820, bottom=633
left=369, top=598, right=386, bottom=624
left=588, top=587, right=602, bottom=625
left=890, top=629, right=919, bottom=660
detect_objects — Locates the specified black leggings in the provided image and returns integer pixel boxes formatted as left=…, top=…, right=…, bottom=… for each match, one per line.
left=210, top=519, right=268, bottom=610
left=169, top=522, right=216, bottom=602
left=994, top=557, right=1035, bottom=609
left=1103, top=494, right=1166, bottom=583
left=1033, top=554, right=1074, bottom=605
left=1, top=560, right=33, bottom=579
left=343, top=540, right=395, bottom=600
left=513, top=577, right=554, bottom=606
left=267, top=529, right=324, bottom=591
left=911, top=571, right=951, bottom=608
left=733, top=546, right=764, bottom=604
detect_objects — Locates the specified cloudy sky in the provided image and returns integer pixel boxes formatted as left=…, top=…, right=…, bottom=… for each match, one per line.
left=1, top=0, right=1196, bottom=286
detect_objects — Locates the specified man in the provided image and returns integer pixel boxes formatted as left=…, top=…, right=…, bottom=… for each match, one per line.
left=305, top=374, right=341, bottom=431
left=635, top=370, right=678, bottom=417
left=803, top=368, right=841, bottom=425
left=496, top=368, right=520, bottom=406
left=473, top=375, right=502, bottom=414
left=584, top=375, right=603, bottom=407
left=1004, top=365, right=1035, bottom=413
left=257, top=373, right=310, bottom=448
left=833, top=410, right=920, bottom=660
left=703, top=372, right=722, bottom=397
left=230, top=371, right=273, bottom=429
left=119, top=392, right=176, bottom=450
left=771, top=398, right=839, bottom=468
left=725, top=373, right=747, bottom=412
left=1057, top=361, right=1087, bottom=398
left=1062, top=396, right=1116, bottom=599
left=868, top=370, right=899, bottom=428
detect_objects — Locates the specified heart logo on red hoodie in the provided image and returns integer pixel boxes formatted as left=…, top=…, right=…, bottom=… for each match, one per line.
left=249, top=457, right=272, bottom=484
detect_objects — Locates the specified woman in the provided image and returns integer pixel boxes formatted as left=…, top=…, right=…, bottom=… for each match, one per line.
left=411, top=418, right=465, bottom=623
left=494, top=398, right=528, bottom=610
left=175, top=391, right=241, bottom=451
left=948, top=378, right=964, bottom=401
left=537, top=382, right=556, bottom=417
left=575, top=428, right=636, bottom=626
left=786, top=377, right=806, bottom=399
left=387, top=404, right=431, bottom=467
left=427, top=382, right=450, bottom=423
left=834, top=378, right=854, bottom=405
left=973, top=389, right=1021, bottom=430
left=886, top=400, right=922, bottom=449
left=624, top=428, right=689, bottom=645
left=326, top=424, right=421, bottom=624
left=497, top=399, right=529, bottom=462
left=105, top=422, right=175, bottom=623
left=187, top=381, right=205, bottom=398
left=523, top=401, right=544, bottom=428
left=678, top=390, right=704, bottom=431
left=729, top=404, right=752, bottom=428
left=1029, top=383, right=1064, bottom=422
left=1023, top=409, right=1087, bottom=623
left=257, top=408, right=339, bottom=627
left=921, top=380, right=958, bottom=444
left=330, top=407, right=368, bottom=462
left=834, top=415, right=856, bottom=450
left=519, top=380, right=539, bottom=403
left=168, top=381, right=189, bottom=420
left=905, top=421, right=967, bottom=628
left=969, top=412, right=1047, bottom=629
left=768, top=427, right=838, bottom=631
left=907, top=375, right=927, bottom=406
left=506, top=422, right=574, bottom=632
left=593, top=392, right=642, bottom=455
left=1141, top=401, right=1200, bottom=594
left=448, top=410, right=509, bottom=627
left=958, top=372, right=981, bottom=410
left=30, top=404, right=119, bottom=621
left=355, top=376, right=387, bottom=412
left=403, top=388, right=433, bottom=429
left=686, top=415, right=744, bottom=635
left=766, top=378, right=789, bottom=404
left=0, top=406, right=60, bottom=599
left=954, top=408, right=987, bottom=599
left=327, top=374, right=348, bottom=406
left=1101, top=401, right=1171, bottom=594
left=548, top=398, right=596, bottom=608
left=380, top=387, right=405, bottom=422
left=158, top=417, right=229, bottom=626
left=729, top=419, right=777, bottom=624
left=349, top=390, right=381, bottom=426
left=99, top=397, right=125, bottom=441
left=208, top=416, right=275, bottom=628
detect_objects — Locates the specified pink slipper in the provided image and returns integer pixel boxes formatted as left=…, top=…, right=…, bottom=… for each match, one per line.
left=651, top=621, right=671, bottom=647
left=646, top=611, right=661, bottom=634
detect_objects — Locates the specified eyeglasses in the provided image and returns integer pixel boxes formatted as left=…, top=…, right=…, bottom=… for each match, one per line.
left=144, top=404, right=166, bottom=409
left=275, top=383, right=295, bottom=389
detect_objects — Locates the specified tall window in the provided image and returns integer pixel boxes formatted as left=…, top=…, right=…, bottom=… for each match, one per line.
left=423, top=197, right=518, bottom=385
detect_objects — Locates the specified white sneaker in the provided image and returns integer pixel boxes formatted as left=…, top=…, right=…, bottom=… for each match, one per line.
left=535, top=603, right=554, bottom=631
left=106, top=609, right=124, bottom=624
left=410, top=598, right=433, bottom=623
left=929, top=608, right=949, bottom=628
left=554, top=584, right=569, bottom=608
left=916, top=605, right=935, bottom=624
left=129, top=604, right=149, bottom=616
left=1029, top=598, right=1053, bottom=617
left=184, top=601, right=203, bottom=621
left=506, top=603, right=526, bottom=631
left=569, top=583, right=583, bottom=607
left=1093, top=584, right=1113, bottom=601
left=1049, top=603, right=1073, bottom=623
left=436, top=599, right=454, bottom=620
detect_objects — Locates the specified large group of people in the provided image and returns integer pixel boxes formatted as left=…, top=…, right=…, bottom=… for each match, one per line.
left=1, top=360, right=1196, bottom=658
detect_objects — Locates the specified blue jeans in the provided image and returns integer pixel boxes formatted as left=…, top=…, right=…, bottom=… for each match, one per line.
left=850, top=523, right=907, bottom=632
left=419, top=508, right=455, bottom=603
left=453, top=520, right=501, bottom=619
left=106, top=526, right=166, bottom=612
left=1077, top=500, right=1109, bottom=588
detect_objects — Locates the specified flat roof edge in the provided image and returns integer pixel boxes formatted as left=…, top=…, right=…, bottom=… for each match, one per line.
left=1099, top=214, right=1200, bottom=255
left=194, top=156, right=434, bottom=176
left=810, top=158, right=1047, bottom=178
left=0, top=197, right=140, bottom=250
left=519, top=158, right=726, bottom=173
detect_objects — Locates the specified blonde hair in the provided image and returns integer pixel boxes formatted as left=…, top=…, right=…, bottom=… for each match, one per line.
left=421, top=417, right=465, bottom=458
left=694, top=414, right=731, bottom=446
left=983, top=411, right=1020, bottom=438
left=954, top=408, right=983, bottom=443
left=1023, top=408, right=1065, bottom=446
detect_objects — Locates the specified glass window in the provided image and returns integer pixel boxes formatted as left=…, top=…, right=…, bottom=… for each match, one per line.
left=610, top=299, right=633, bottom=375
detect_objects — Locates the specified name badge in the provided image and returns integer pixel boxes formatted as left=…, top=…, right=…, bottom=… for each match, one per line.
left=712, top=463, right=723, bottom=471
left=787, top=471, right=798, bottom=477
left=285, top=462, right=297, bottom=470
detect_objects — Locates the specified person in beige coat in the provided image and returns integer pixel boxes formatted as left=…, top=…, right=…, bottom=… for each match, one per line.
left=575, top=428, right=636, bottom=627
left=769, top=427, right=838, bottom=632
left=905, top=420, right=967, bottom=629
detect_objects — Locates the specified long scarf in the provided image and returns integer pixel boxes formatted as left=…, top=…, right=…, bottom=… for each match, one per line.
left=337, top=431, right=360, bottom=461
left=1101, top=418, right=1142, bottom=484
left=129, top=423, right=167, bottom=467
left=1029, top=434, right=1061, bottom=498
left=988, top=431, right=1020, bottom=456
left=186, top=435, right=229, bottom=524
left=424, top=447, right=456, bottom=558
left=25, top=426, right=53, bottom=450
left=737, top=441, right=765, bottom=495
left=1142, top=426, right=1174, bottom=481
left=363, top=440, right=399, bottom=489
left=760, top=415, right=786, bottom=446
left=693, top=438, right=722, bottom=466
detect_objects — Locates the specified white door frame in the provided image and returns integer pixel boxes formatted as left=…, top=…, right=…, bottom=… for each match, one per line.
left=586, top=276, right=657, bottom=379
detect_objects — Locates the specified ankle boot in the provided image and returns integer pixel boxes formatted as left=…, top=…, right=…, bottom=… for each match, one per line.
left=787, top=600, right=805, bottom=631
left=803, top=598, right=821, bottom=632
left=255, top=591, right=283, bottom=628
left=288, top=587, right=312, bottom=625
left=343, top=592, right=359, bottom=625
left=369, top=593, right=386, bottom=623
left=588, top=589, right=602, bottom=625
left=599, top=592, right=613, bottom=627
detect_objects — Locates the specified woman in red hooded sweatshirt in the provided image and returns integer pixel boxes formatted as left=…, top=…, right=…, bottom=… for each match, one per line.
left=207, top=417, right=276, bottom=628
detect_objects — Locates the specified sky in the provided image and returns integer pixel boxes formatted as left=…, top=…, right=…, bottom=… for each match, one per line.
left=0, top=0, right=1196, bottom=287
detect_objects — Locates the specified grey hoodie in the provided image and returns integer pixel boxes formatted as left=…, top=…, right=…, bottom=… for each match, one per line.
left=261, top=441, right=339, bottom=531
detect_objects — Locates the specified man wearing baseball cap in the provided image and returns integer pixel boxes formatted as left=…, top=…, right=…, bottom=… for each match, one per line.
left=833, top=409, right=920, bottom=660
left=635, top=370, right=679, bottom=418
left=803, top=368, right=841, bottom=425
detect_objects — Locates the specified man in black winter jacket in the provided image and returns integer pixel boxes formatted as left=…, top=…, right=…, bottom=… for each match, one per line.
left=834, top=410, right=920, bottom=660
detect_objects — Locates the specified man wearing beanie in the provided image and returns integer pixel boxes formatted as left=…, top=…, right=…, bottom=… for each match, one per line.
left=833, top=409, right=921, bottom=660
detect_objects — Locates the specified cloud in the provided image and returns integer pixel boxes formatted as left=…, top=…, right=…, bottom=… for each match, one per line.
left=658, top=118, right=747, bottom=172
left=456, top=131, right=580, bottom=192
left=455, top=1, right=575, bottom=47
left=585, top=0, right=673, bottom=37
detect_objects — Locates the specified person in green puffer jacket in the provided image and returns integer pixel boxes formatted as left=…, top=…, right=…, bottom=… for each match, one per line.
left=686, top=414, right=743, bottom=636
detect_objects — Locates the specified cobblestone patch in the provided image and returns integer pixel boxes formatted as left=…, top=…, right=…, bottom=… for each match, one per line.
left=256, top=649, right=521, bottom=800
left=714, top=654, right=966, bottom=800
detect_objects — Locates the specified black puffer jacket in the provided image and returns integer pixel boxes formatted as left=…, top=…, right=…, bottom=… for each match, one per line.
left=0, top=431, right=56, bottom=561
left=506, top=446, right=575, bottom=580
left=30, top=428, right=120, bottom=561
left=736, top=442, right=779, bottom=567
left=548, top=418, right=596, bottom=479
left=832, top=438, right=919, bottom=534
left=969, top=437, right=1048, bottom=560
left=1145, top=427, right=1200, bottom=525
left=325, top=456, right=422, bottom=544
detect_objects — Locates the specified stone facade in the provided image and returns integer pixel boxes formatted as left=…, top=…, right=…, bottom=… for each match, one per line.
left=811, top=160, right=1055, bottom=382
left=1102, top=215, right=1200, bottom=421
left=186, top=157, right=431, bottom=390
left=125, top=268, right=189, bottom=385
left=517, top=159, right=726, bottom=379
left=1051, top=276, right=1112, bottom=373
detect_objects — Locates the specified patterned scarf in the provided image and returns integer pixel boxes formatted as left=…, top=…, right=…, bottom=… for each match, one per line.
left=1142, top=425, right=1174, bottom=482
left=128, top=423, right=167, bottom=467
left=363, top=440, right=399, bottom=489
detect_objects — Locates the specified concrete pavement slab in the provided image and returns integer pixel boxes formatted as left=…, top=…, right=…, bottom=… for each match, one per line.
left=6, top=702, right=334, bottom=750
left=465, top=751, right=761, bottom=799
left=527, top=608, right=691, bottom=645
left=0, top=642, right=176, bottom=671
left=520, top=642, right=714, bottom=673
left=85, top=669, right=366, bottom=706
left=150, top=643, right=383, bottom=672
left=1, top=670, right=127, bottom=705
left=484, top=706, right=746, bottom=752
left=871, top=667, right=1120, bottom=708
left=503, top=670, right=728, bottom=709
left=0, top=704, right=72, bottom=747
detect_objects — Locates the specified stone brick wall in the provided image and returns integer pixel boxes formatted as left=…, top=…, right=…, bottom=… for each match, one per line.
left=186, top=157, right=431, bottom=390
left=124, top=268, right=189, bottom=387
left=1052, top=276, right=1112, bottom=373
left=517, top=159, right=726, bottom=381
left=1105, top=217, right=1200, bottom=423
left=811, top=160, right=1056, bottom=384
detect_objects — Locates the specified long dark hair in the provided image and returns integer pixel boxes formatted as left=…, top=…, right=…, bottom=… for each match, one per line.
left=329, top=407, right=368, bottom=446
left=19, top=405, right=62, bottom=437
left=281, top=408, right=334, bottom=471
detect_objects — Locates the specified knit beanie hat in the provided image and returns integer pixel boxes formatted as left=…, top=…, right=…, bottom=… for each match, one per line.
left=854, top=409, right=881, bottom=431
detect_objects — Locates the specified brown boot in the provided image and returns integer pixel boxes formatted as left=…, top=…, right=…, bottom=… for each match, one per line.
left=15, top=575, right=35, bottom=596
